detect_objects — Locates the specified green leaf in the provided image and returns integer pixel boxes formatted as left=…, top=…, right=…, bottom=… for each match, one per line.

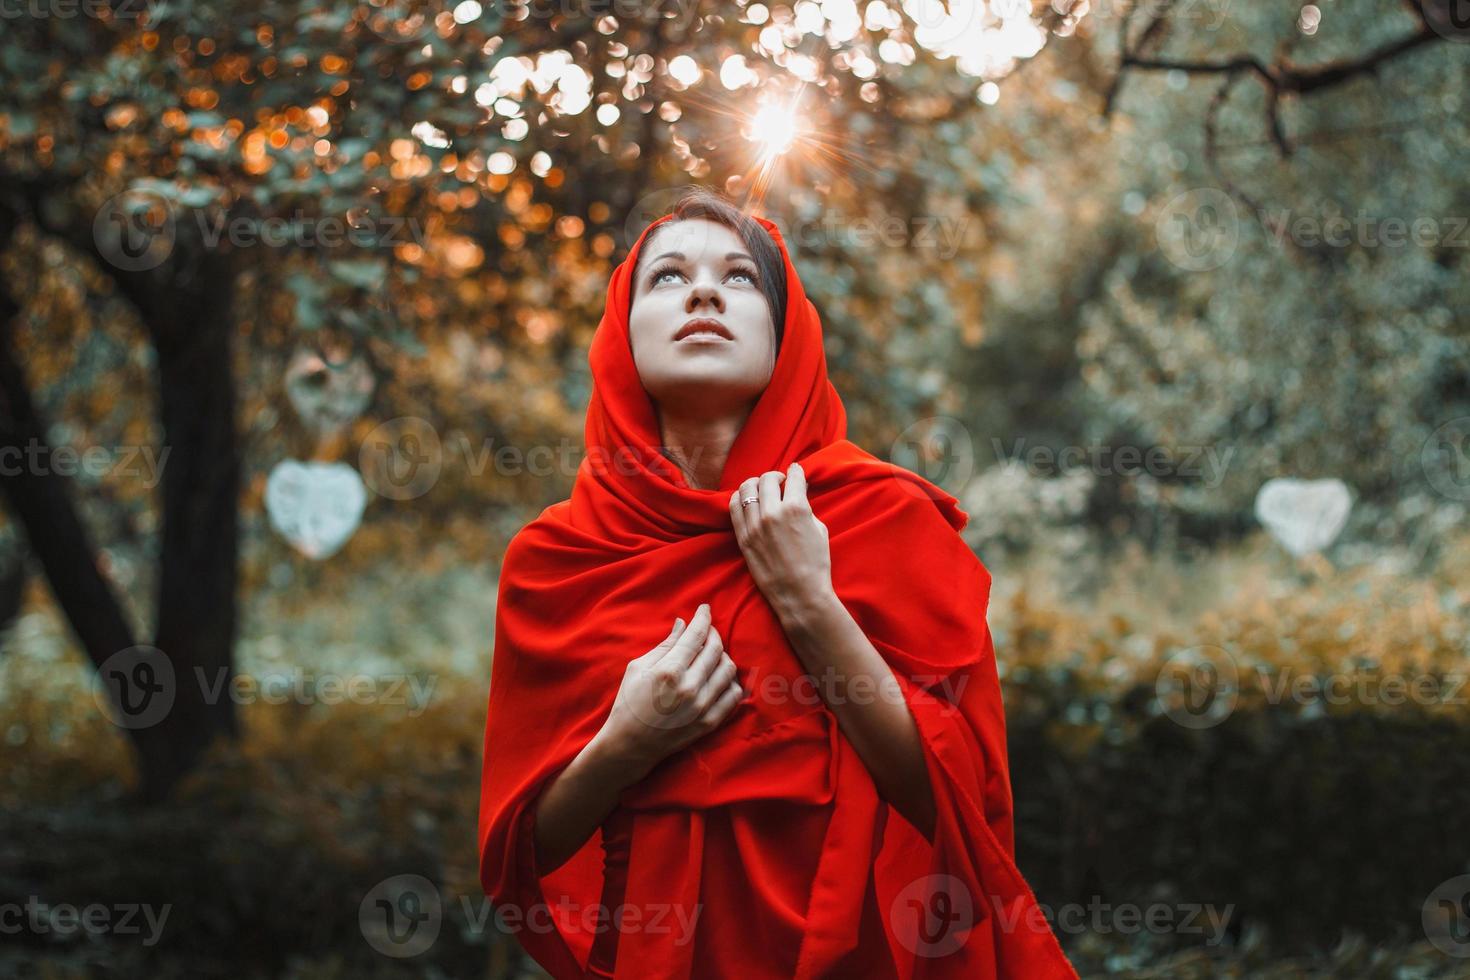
left=180, top=186, right=217, bottom=208
left=287, top=272, right=329, bottom=330
left=186, top=111, right=226, bottom=129
left=329, top=259, right=388, bottom=290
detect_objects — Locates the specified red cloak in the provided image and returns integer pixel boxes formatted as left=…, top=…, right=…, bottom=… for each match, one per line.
left=477, top=211, right=1077, bottom=979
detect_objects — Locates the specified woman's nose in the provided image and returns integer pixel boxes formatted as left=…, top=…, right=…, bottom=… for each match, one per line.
left=685, top=281, right=725, bottom=313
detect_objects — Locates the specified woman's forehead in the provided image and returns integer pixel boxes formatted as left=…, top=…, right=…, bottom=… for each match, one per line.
left=639, top=217, right=746, bottom=263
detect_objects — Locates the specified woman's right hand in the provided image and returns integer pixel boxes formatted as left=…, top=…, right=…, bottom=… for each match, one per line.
left=599, top=602, right=745, bottom=778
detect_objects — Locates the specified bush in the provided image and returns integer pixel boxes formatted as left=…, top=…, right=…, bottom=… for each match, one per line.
left=1, top=536, right=1466, bottom=976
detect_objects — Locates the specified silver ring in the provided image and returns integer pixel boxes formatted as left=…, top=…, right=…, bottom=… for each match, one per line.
left=741, top=496, right=758, bottom=507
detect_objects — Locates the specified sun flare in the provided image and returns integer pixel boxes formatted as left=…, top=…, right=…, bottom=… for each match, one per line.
left=748, top=100, right=802, bottom=161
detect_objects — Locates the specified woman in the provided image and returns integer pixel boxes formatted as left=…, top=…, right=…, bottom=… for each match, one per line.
left=477, top=189, right=1076, bottom=979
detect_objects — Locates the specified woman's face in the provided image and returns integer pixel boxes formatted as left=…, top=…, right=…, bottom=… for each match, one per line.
left=628, top=218, right=778, bottom=420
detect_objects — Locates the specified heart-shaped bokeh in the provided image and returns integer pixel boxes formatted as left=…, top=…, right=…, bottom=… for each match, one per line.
left=1254, top=477, right=1352, bottom=557
left=265, top=460, right=368, bottom=560
left=283, top=346, right=376, bottom=435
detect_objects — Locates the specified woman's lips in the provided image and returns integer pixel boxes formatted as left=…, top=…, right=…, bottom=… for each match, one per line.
left=675, top=317, right=734, bottom=341
left=678, top=331, right=733, bottom=344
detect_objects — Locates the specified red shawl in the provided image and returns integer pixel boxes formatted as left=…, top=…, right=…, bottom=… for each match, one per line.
left=477, top=212, right=1077, bottom=979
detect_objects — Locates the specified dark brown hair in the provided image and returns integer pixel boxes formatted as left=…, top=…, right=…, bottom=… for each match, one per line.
left=629, top=188, right=787, bottom=350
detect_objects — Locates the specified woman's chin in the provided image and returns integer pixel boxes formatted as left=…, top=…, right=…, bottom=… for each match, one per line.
left=649, top=372, right=767, bottom=410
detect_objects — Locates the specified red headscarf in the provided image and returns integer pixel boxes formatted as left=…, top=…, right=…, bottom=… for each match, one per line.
left=477, top=211, right=1077, bottom=979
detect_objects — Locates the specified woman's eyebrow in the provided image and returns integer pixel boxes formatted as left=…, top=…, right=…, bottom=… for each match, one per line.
left=646, top=250, right=755, bottom=264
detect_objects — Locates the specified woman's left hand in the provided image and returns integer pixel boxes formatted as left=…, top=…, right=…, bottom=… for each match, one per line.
left=729, top=462, right=834, bottom=621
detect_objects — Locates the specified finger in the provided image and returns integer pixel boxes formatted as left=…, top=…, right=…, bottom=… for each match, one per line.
left=706, top=652, right=738, bottom=695
left=655, top=602, right=711, bottom=670
left=690, top=653, right=737, bottom=714
left=784, top=461, right=808, bottom=507
left=684, top=626, right=726, bottom=692
left=728, top=489, right=748, bottom=541
left=654, top=617, right=685, bottom=653
left=738, top=477, right=759, bottom=509
left=698, top=680, right=745, bottom=729
left=736, top=476, right=760, bottom=532
left=757, top=470, right=784, bottom=520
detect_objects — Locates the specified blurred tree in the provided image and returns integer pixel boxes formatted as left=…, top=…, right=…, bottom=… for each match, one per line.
left=0, top=0, right=1045, bottom=797
left=958, top=0, right=1467, bottom=548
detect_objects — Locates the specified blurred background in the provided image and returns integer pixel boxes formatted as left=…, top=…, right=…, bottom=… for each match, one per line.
left=1, top=0, right=1468, bottom=976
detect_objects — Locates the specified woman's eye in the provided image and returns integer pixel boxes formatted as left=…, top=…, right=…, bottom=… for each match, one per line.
left=649, top=264, right=755, bottom=286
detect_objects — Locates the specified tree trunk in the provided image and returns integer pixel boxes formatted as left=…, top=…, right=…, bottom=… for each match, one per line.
left=139, top=254, right=242, bottom=802
left=0, top=200, right=244, bottom=802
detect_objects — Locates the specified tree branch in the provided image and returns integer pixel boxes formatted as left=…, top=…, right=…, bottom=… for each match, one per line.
left=1104, top=3, right=1442, bottom=159
left=0, top=201, right=142, bottom=677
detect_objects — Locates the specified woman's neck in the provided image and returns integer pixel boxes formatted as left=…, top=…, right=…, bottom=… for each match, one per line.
left=658, top=409, right=751, bottom=490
